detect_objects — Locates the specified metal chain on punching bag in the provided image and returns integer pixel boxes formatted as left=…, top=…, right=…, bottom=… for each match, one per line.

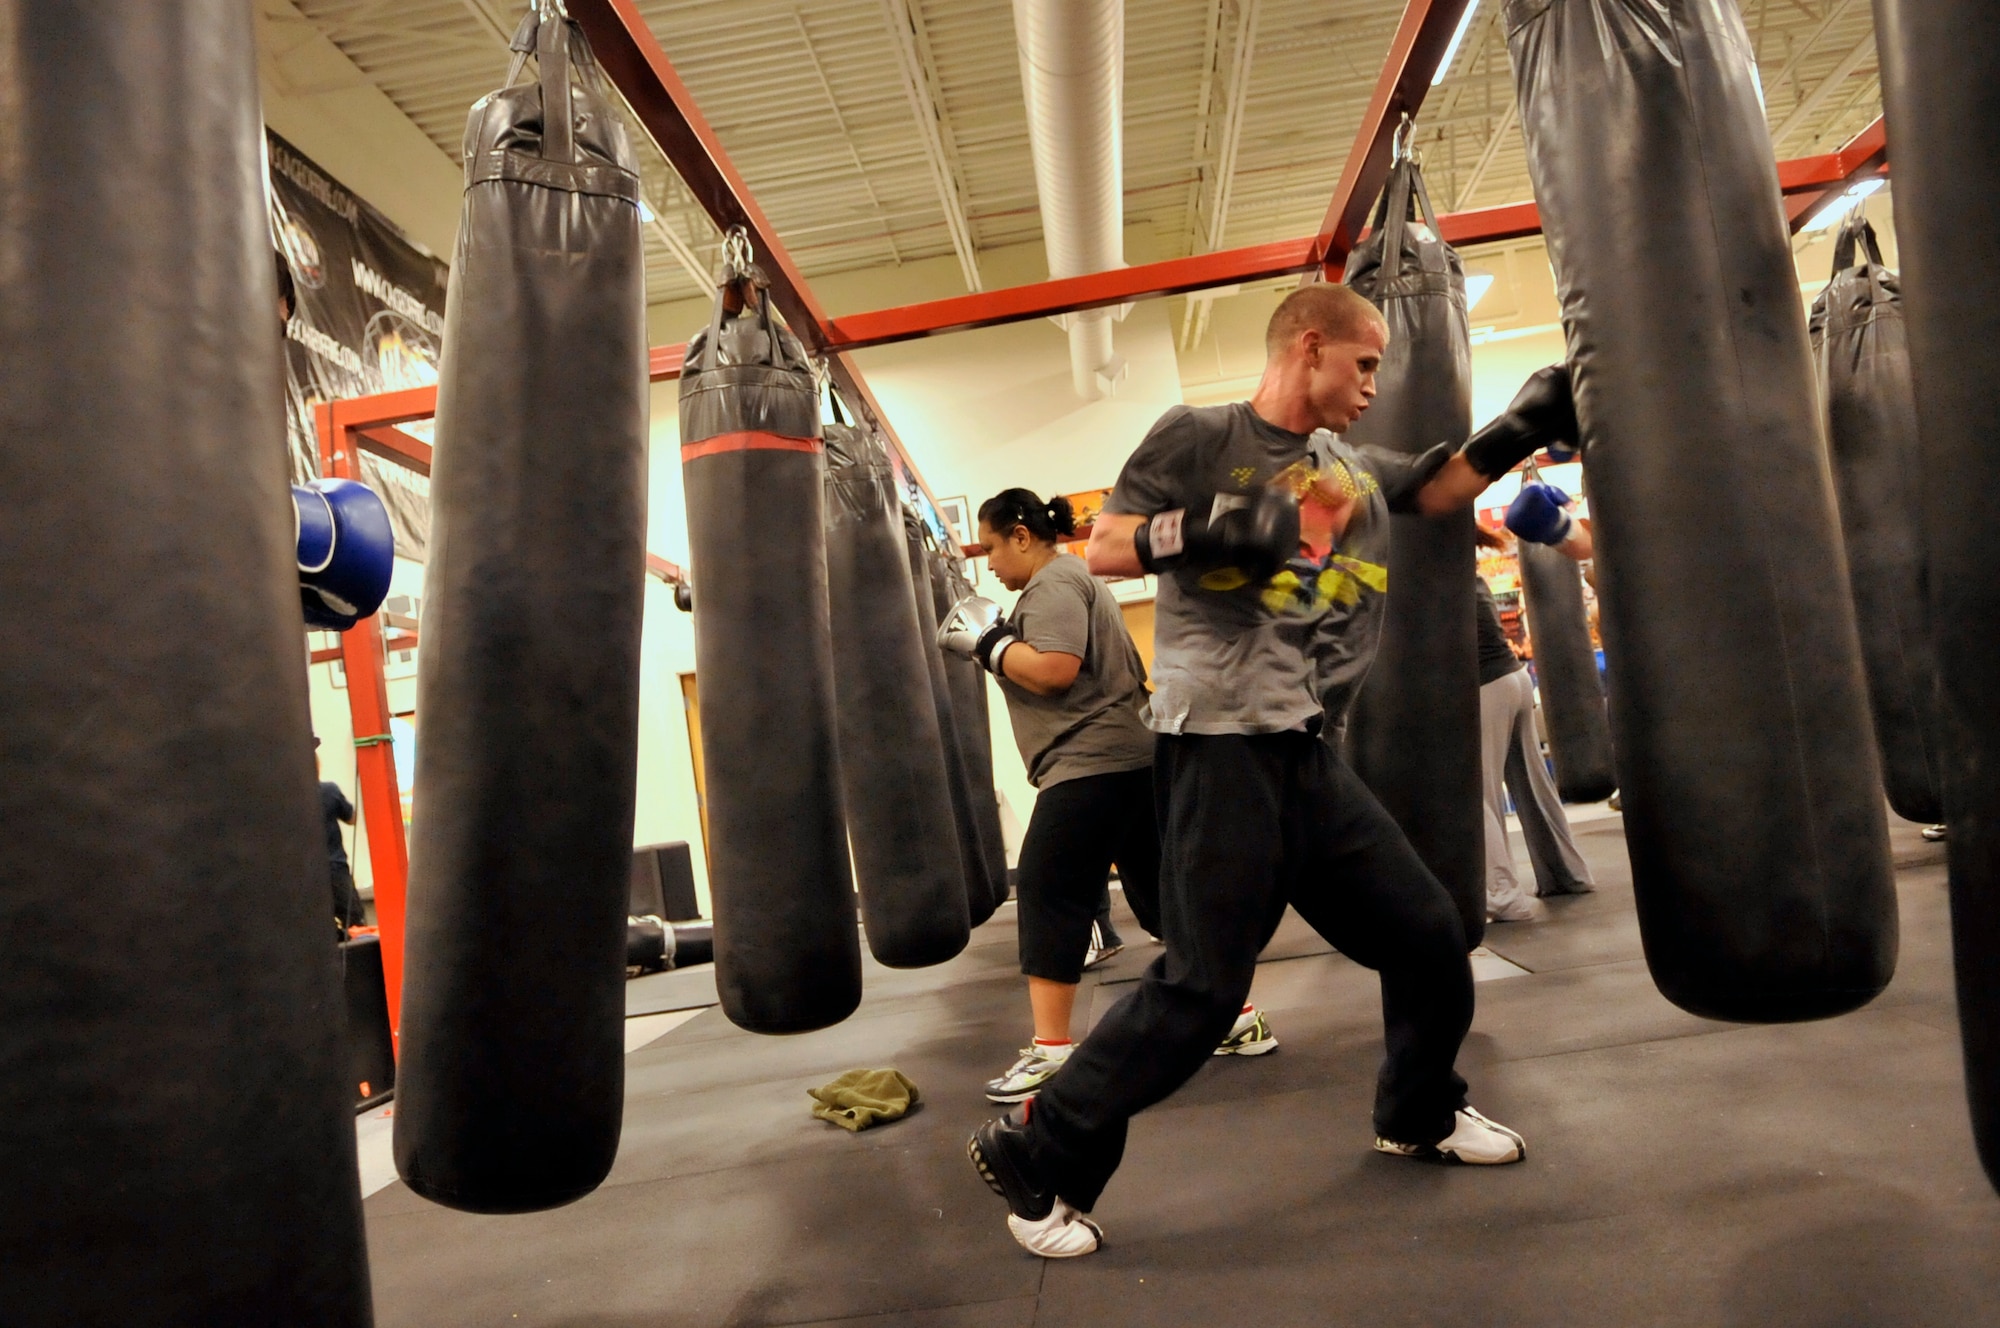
left=678, top=230, right=861, bottom=1032
left=395, top=3, right=650, bottom=1213
left=1340, top=133, right=1486, bottom=946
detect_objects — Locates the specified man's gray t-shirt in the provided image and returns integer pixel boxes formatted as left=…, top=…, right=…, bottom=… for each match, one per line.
left=995, top=554, right=1155, bottom=788
left=1104, top=402, right=1446, bottom=735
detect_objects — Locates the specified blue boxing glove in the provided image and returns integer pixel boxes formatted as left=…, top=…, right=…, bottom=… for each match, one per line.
left=294, top=479, right=393, bottom=631
left=1542, top=438, right=1579, bottom=464
left=1506, top=482, right=1575, bottom=547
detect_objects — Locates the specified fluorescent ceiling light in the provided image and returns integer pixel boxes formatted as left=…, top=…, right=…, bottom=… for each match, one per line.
left=639, top=198, right=657, bottom=224
left=1803, top=177, right=1885, bottom=232
left=1431, top=1, right=1481, bottom=86
left=1465, top=272, right=1496, bottom=311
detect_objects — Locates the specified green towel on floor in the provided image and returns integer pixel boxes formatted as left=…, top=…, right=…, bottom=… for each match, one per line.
left=808, top=1068, right=920, bottom=1132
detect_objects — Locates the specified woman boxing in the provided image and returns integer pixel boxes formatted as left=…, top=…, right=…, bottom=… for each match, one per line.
left=940, top=487, right=1275, bottom=1105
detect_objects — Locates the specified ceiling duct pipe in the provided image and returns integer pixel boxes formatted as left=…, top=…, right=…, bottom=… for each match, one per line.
left=1014, top=0, right=1127, bottom=400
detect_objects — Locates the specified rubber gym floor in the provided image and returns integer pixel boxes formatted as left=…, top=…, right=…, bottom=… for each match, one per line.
left=361, top=812, right=2000, bottom=1327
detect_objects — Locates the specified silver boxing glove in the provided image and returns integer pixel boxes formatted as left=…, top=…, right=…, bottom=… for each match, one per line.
left=937, top=593, right=1019, bottom=678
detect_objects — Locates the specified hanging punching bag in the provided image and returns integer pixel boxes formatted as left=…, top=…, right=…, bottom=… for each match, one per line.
left=1517, top=540, right=1617, bottom=803
left=0, top=2, right=372, bottom=1321
left=942, top=556, right=1014, bottom=911
left=1874, top=0, right=2000, bottom=1193
left=906, top=513, right=999, bottom=927
left=1508, top=0, right=1896, bottom=1021
left=1808, top=214, right=1943, bottom=825
left=931, top=549, right=1009, bottom=913
left=395, top=9, right=649, bottom=1214
left=1340, top=153, right=1485, bottom=946
left=824, top=411, right=971, bottom=966
left=679, top=245, right=861, bottom=1032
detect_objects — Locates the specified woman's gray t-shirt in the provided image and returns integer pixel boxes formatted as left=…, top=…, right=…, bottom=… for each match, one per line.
left=995, top=554, right=1155, bottom=788
left=1103, top=401, right=1449, bottom=735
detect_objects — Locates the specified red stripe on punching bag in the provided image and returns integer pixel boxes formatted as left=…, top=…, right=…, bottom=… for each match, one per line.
left=681, top=432, right=822, bottom=462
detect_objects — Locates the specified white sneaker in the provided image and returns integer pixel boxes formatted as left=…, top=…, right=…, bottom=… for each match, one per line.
left=1212, top=1006, right=1280, bottom=1056
left=1487, top=897, right=1547, bottom=923
left=1006, top=1198, right=1104, bottom=1258
left=1375, top=1106, right=1526, bottom=1165
left=984, top=1042, right=1073, bottom=1104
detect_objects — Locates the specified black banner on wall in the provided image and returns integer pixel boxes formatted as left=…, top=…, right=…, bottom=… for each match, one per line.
left=267, top=129, right=446, bottom=560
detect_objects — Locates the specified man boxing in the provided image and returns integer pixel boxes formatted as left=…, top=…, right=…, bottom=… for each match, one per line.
left=966, top=283, right=1578, bottom=1257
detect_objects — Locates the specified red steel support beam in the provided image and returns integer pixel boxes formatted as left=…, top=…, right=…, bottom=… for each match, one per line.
left=568, top=0, right=951, bottom=530
left=1782, top=114, right=1888, bottom=232
left=314, top=401, right=414, bottom=1047
left=1313, top=0, right=1474, bottom=277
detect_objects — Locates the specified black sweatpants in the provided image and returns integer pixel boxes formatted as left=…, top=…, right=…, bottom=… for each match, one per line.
left=1024, top=730, right=1474, bottom=1210
left=1016, top=766, right=1160, bottom=984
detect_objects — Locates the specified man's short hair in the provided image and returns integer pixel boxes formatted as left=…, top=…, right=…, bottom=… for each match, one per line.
left=1264, top=283, right=1385, bottom=356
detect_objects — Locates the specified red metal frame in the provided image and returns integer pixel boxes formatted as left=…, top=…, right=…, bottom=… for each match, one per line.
left=1312, top=0, right=1475, bottom=277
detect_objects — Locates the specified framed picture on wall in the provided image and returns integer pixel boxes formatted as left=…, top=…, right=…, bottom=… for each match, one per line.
left=937, top=494, right=976, bottom=586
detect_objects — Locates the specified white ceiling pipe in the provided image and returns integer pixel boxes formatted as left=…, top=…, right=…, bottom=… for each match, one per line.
left=1014, top=0, right=1126, bottom=400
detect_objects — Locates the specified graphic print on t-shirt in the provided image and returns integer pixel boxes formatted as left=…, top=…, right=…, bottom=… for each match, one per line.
left=1194, top=456, right=1390, bottom=617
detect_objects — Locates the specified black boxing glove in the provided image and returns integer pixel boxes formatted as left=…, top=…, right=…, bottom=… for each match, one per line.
left=1134, top=486, right=1301, bottom=582
left=1460, top=364, right=1581, bottom=480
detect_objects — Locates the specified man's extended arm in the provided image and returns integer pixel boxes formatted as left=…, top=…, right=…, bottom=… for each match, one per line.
left=1412, top=364, right=1580, bottom=517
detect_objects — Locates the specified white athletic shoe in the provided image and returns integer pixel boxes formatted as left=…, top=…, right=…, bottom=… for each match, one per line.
left=1212, top=1006, right=1280, bottom=1056
left=1081, top=920, right=1123, bottom=970
left=1375, top=1106, right=1526, bottom=1165
left=1487, top=897, right=1547, bottom=924
left=1006, top=1198, right=1105, bottom=1258
left=984, top=1042, right=1073, bottom=1104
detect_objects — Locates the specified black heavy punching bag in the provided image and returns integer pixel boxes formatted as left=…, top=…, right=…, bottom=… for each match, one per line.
left=1517, top=539, right=1617, bottom=803
left=680, top=244, right=861, bottom=1032
left=1508, top=0, right=1895, bottom=1021
left=1874, top=0, right=2000, bottom=1192
left=932, top=549, right=1011, bottom=913
left=1809, top=214, right=1943, bottom=824
left=906, top=513, right=999, bottom=927
left=1340, top=153, right=1486, bottom=945
left=396, top=8, right=649, bottom=1214
left=824, top=411, right=971, bottom=966
left=0, top=2, right=372, bottom=1321
left=941, top=556, right=1014, bottom=911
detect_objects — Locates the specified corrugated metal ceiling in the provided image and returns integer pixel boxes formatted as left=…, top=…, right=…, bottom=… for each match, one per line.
left=284, top=0, right=1884, bottom=304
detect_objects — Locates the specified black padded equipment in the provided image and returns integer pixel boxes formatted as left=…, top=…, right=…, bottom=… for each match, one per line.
left=342, top=938, right=397, bottom=1109
left=630, top=842, right=702, bottom=922
left=1874, top=0, right=2000, bottom=1192
left=1340, top=155, right=1486, bottom=947
left=825, top=417, right=971, bottom=966
left=678, top=259, right=860, bottom=1032
left=1517, top=540, right=1617, bottom=803
left=943, top=557, right=1013, bottom=911
left=1809, top=214, right=1943, bottom=824
left=0, top=2, right=372, bottom=1319
left=931, top=549, right=1011, bottom=914
left=395, top=10, right=648, bottom=1214
left=1508, top=0, right=1896, bottom=1021
left=905, top=514, right=998, bottom=927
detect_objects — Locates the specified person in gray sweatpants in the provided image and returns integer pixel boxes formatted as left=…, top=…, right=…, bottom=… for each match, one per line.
left=1475, top=537, right=1594, bottom=922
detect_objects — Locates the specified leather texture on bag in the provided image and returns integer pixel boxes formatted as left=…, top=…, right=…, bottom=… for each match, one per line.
left=1873, top=0, right=2000, bottom=1191
left=907, top=514, right=1001, bottom=927
left=678, top=271, right=861, bottom=1032
left=931, top=551, right=1011, bottom=915
left=1809, top=214, right=1943, bottom=824
left=824, top=420, right=972, bottom=966
left=1339, top=156, right=1486, bottom=947
left=1518, top=541, right=1618, bottom=803
left=1510, top=0, right=1896, bottom=1021
left=394, top=9, right=649, bottom=1213
left=0, top=3, right=374, bottom=1321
